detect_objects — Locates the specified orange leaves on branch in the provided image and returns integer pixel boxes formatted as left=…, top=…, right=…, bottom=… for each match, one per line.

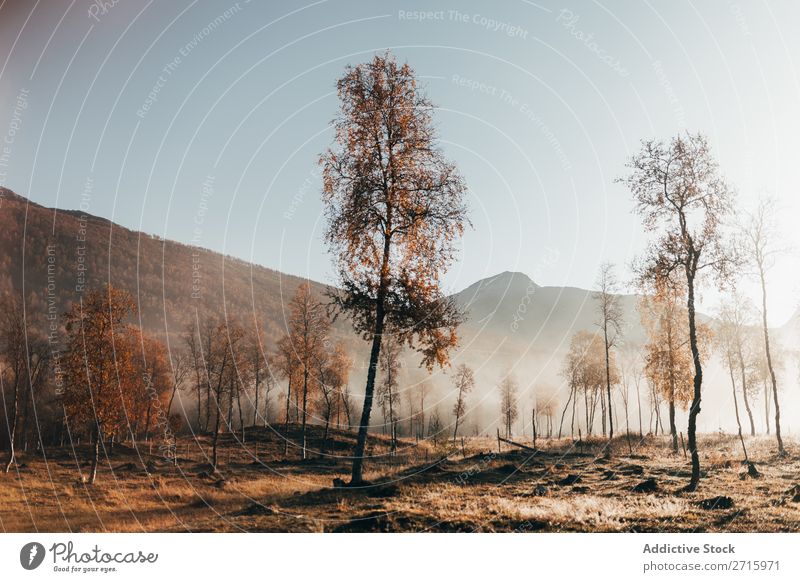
left=639, top=289, right=711, bottom=408
left=320, top=51, right=468, bottom=367
left=62, top=285, right=137, bottom=438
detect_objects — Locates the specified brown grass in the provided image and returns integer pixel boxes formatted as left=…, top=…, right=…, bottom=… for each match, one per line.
left=1, top=427, right=799, bottom=532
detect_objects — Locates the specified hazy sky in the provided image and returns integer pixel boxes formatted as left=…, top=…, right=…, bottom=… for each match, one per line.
left=1, top=0, right=799, bottom=325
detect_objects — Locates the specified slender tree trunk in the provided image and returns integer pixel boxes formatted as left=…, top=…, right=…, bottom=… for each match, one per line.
left=557, top=385, right=574, bottom=439
left=603, top=328, right=614, bottom=440
left=758, top=269, right=784, bottom=454
left=351, top=305, right=385, bottom=485
left=600, top=386, right=607, bottom=437
left=253, top=370, right=260, bottom=427
left=226, top=385, right=234, bottom=433
left=195, top=374, right=203, bottom=432
left=686, top=269, right=703, bottom=491
left=571, top=389, right=577, bottom=437
left=388, top=382, right=396, bottom=453
left=144, top=402, right=152, bottom=442
left=668, top=397, right=678, bottom=453
left=583, top=388, right=589, bottom=437
left=205, top=381, right=211, bottom=433
left=301, top=368, right=309, bottom=460
left=322, top=395, right=330, bottom=454
left=418, top=392, right=425, bottom=442
left=283, top=377, right=292, bottom=456
left=623, top=391, right=630, bottom=438
left=344, top=393, right=352, bottom=431
left=736, top=350, right=756, bottom=436
left=89, top=424, right=101, bottom=484
left=263, top=380, right=275, bottom=428
left=649, top=387, right=655, bottom=435
left=167, top=380, right=180, bottom=465
left=668, top=335, right=678, bottom=452
left=167, top=383, right=179, bottom=426
left=21, top=381, right=32, bottom=452
left=237, top=385, right=245, bottom=442
left=636, top=378, right=643, bottom=436
left=212, top=388, right=221, bottom=470
left=3, top=378, right=20, bottom=473
left=727, top=355, right=748, bottom=461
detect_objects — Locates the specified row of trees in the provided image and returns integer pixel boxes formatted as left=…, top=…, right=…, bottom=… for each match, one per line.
left=559, top=182, right=788, bottom=486
left=177, top=281, right=357, bottom=470
left=0, top=275, right=471, bottom=483
left=552, top=134, right=791, bottom=493
left=717, top=291, right=786, bottom=440
left=1, top=287, right=185, bottom=482
left=1, top=293, right=51, bottom=473
left=1, top=281, right=356, bottom=481
left=59, top=287, right=178, bottom=483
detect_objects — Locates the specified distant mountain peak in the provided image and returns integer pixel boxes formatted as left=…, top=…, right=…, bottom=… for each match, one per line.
left=453, top=271, right=540, bottom=318
left=467, top=271, right=539, bottom=293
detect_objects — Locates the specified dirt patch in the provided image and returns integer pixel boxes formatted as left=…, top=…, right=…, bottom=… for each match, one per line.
left=698, top=496, right=735, bottom=510
left=557, top=474, right=581, bottom=486
left=632, top=478, right=658, bottom=493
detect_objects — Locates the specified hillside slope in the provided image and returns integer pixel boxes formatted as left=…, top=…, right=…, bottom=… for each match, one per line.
left=0, top=187, right=326, bottom=341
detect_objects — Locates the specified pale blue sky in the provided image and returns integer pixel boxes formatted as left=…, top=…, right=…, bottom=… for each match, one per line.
left=1, top=0, right=799, bottom=324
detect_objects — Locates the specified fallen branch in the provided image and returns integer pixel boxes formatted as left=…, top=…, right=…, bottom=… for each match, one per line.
left=498, top=436, right=539, bottom=453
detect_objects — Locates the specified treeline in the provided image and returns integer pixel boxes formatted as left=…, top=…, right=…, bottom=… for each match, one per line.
left=552, top=135, right=792, bottom=490
left=0, top=281, right=357, bottom=482
left=0, top=286, right=181, bottom=481
left=556, top=280, right=784, bottom=443
left=0, top=277, right=463, bottom=484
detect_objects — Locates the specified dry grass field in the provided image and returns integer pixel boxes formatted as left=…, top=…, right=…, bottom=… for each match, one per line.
left=1, top=426, right=799, bottom=533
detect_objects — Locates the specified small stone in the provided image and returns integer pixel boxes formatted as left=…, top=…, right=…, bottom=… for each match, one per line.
left=532, top=484, right=548, bottom=496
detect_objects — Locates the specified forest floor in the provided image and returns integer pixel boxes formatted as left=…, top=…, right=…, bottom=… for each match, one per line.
left=1, top=425, right=799, bottom=532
